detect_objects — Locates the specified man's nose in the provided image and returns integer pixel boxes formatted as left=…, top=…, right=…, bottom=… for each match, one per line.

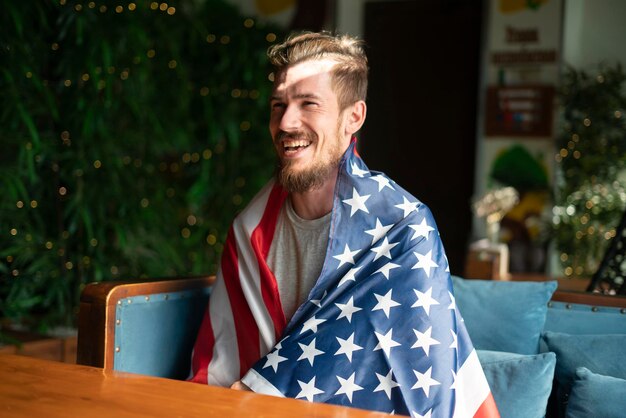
left=278, top=104, right=302, bottom=132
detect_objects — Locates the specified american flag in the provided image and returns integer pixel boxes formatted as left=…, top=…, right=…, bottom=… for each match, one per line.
left=190, top=139, right=499, bottom=417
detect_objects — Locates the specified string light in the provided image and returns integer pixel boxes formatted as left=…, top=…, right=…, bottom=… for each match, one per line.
left=206, top=234, right=217, bottom=245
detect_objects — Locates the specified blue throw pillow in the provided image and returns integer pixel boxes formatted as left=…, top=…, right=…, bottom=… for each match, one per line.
left=478, top=350, right=556, bottom=418
left=566, top=367, right=626, bottom=418
left=541, top=332, right=626, bottom=417
left=451, top=276, right=557, bottom=354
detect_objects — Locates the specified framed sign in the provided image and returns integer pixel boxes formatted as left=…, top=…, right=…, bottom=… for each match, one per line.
left=484, top=85, right=555, bottom=137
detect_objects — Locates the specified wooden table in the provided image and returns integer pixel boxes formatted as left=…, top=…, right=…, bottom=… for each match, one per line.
left=0, top=354, right=391, bottom=417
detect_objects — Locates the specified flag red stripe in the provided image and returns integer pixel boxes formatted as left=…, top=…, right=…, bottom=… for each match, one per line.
left=251, top=184, right=288, bottom=340
left=221, top=226, right=260, bottom=378
left=473, top=393, right=500, bottom=418
left=189, top=304, right=214, bottom=384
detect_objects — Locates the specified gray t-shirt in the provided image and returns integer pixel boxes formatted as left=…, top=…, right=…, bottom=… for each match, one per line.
left=267, top=199, right=331, bottom=321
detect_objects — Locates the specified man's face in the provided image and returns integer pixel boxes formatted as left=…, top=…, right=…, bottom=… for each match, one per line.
left=269, top=59, right=350, bottom=193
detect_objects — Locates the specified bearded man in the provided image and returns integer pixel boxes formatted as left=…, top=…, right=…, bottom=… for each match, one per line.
left=188, top=31, right=499, bottom=418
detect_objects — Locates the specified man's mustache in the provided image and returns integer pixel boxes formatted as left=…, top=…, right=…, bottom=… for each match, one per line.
left=275, top=131, right=314, bottom=142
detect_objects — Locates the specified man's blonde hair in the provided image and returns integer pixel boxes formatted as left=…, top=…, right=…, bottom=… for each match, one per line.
left=267, top=31, right=368, bottom=110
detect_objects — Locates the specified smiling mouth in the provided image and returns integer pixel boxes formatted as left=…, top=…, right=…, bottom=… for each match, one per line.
left=283, top=139, right=312, bottom=153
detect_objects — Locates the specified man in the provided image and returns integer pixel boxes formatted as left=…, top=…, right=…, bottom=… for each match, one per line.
left=189, top=31, right=499, bottom=417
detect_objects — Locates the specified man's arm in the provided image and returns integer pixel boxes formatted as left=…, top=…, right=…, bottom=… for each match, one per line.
left=230, top=380, right=252, bottom=391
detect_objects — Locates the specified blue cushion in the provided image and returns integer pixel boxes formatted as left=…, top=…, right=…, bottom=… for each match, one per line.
left=541, top=332, right=626, bottom=416
left=478, top=350, right=556, bottom=418
left=566, top=367, right=626, bottom=418
left=452, top=276, right=557, bottom=354
left=544, top=301, right=626, bottom=335
left=114, top=287, right=211, bottom=379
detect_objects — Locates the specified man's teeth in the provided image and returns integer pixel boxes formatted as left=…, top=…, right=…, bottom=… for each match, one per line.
left=284, top=140, right=311, bottom=150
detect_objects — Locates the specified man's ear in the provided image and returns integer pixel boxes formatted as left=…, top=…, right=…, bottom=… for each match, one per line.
left=345, top=100, right=367, bottom=135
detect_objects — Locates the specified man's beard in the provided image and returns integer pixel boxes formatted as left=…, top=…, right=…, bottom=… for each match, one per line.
left=275, top=131, right=343, bottom=194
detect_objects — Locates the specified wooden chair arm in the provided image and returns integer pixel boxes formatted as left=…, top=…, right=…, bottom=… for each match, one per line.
left=77, top=276, right=215, bottom=370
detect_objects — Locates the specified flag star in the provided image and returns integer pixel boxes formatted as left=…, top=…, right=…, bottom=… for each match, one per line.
left=351, top=161, right=369, bottom=177
left=343, top=187, right=371, bottom=217
left=297, top=338, right=325, bottom=366
left=395, top=196, right=419, bottom=218
left=412, top=250, right=438, bottom=278
left=411, top=367, right=441, bottom=397
left=364, top=218, right=394, bottom=245
left=411, top=326, right=440, bottom=356
left=262, top=348, right=288, bottom=372
left=409, top=218, right=435, bottom=241
left=447, top=291, right=456, bottom=310
left=300, top=315, right=326, bottom=335
left=374, top=329, right=401, bottom=357
left=374, top=369, right=400, bottom=399
left=374, top=262, right=401, bottom=280
left=370, top=237, right=399, bottom=261
left=296, top=376, right=324, bottom=402
left=333, top=244, right=360, bottom=268
left=335, top=296, right=363, bottom=323
left=450, top=370, right=458, bottom=390
left=450, top=329, right=458, bottom=349
left=444, top=254, right=450, bottom=273
left=370, top=174, right=395, bottom=192
left=310, top=290, right=327, bottom=308
left=411, top=287, right=440, bottom=316
left=412, top=410, right=433, bottom=418
left=372, top=289, right=401, bottom=318
left=335, top=372, right=364, bottom=403
left=335, top=332, right=363, bottom=362
left=338, top=266, right=362, bottom=287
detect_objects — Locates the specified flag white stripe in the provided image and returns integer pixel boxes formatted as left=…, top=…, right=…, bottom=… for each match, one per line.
left=234, top=180, right=278, bottom=356
left=241, top=368, right=286, bottom=398
left=453, top=350, right=491, bottom=418
left=207, top=268, right=240, bottom=386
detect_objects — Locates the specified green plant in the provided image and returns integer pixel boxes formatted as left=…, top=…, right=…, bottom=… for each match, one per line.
left=1, top=1, right=285, bottom=331
left=552, top=63, right=626, bottom=278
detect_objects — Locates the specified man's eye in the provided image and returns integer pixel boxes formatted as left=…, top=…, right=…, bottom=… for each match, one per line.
left=303, top=101, right=318, bottom=107
left=271, top=103, right=285, bottom=110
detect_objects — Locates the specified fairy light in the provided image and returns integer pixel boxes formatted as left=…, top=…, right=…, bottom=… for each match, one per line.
left=206, top=234, right=217, bottom=245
